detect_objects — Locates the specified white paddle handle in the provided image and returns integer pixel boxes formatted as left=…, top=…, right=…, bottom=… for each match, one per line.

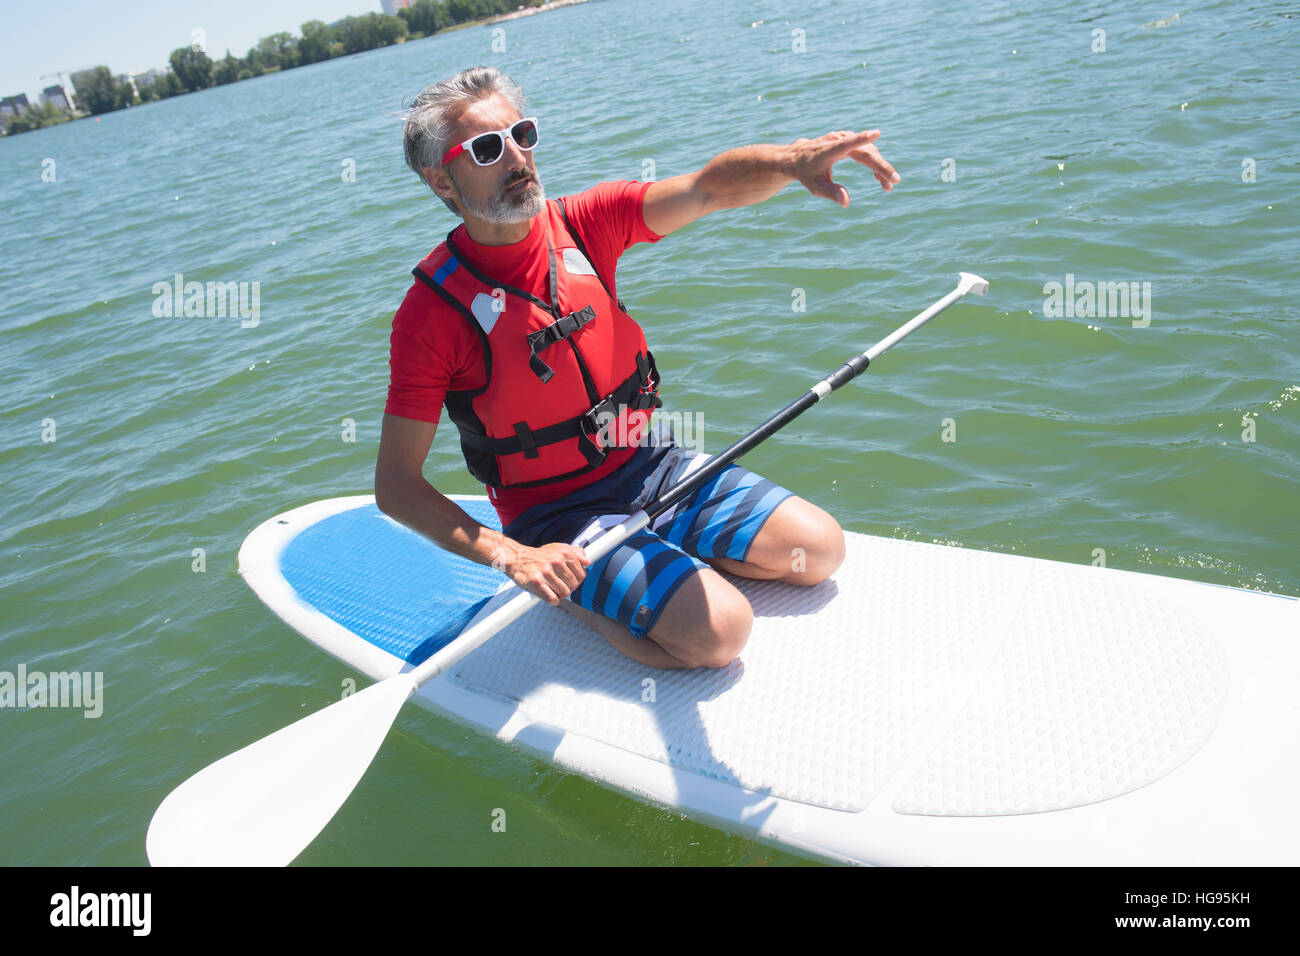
left=864, top=272, right=987, bottom=363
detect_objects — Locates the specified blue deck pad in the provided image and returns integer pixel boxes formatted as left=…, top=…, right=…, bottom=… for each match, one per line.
left=279, top=500, right=505, bottom=664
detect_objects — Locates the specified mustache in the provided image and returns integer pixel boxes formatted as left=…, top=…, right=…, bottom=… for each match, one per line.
left=503, top=172, right=535, bottom=190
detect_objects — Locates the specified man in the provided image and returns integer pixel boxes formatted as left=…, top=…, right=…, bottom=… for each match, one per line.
left=378, top=66, right=900, bottom=670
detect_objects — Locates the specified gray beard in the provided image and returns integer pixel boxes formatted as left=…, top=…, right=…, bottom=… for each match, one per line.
left=449, top=168, right=546, bottom=224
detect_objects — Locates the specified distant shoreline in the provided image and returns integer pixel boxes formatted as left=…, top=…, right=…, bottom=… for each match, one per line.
left=432, top=0, right=599, bottom=35
left=489, top=0, right=600, bottom=23
left=1, top=0, right=605, bottom=136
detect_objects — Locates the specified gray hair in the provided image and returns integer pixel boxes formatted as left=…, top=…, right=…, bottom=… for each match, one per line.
left=402, top=66, right=528, bottom=215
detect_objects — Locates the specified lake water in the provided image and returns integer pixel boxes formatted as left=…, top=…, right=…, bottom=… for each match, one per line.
left=1, top=0, right=1296, bottom=865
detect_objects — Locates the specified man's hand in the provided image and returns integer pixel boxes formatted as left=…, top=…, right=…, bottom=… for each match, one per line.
left=495, top=541, right=591, bottom=606
left=791, top=129, right=900, bottom=208
left=376, top=415, right=592, bottom=604
left=643, top=128, right=900, bottom=236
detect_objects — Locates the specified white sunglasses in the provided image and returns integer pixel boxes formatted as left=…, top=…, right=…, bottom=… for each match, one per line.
left=441, top=117, right=540, bottom=167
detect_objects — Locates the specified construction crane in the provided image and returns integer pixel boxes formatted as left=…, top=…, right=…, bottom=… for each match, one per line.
left=39, top=72, right=76, bottom=111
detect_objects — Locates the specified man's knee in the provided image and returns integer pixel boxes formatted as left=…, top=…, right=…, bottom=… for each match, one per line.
left=689, top=594, right=752, bottom=668
left=770, top=498, right=845, bottom=585
left=798, top=509, right=846, bottom=584
left=649, top=572, right=752, bottom=668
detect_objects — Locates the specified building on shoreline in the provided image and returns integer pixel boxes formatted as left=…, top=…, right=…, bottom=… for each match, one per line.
left=2, top=93, right=32, bottom=115
left=41, top=85, right=71, bottom=110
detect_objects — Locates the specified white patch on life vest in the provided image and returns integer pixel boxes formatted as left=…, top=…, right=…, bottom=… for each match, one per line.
left=562, top=247, right=597, bottom=277
left=470, top=292, right=502, bottom=334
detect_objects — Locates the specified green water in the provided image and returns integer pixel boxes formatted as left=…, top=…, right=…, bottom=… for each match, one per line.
left=1, top=0, right=1296, bottom=866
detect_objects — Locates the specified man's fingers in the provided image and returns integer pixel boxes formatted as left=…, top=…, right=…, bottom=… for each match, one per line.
left=804, top=172, right=850, bottom=207
left=533, top=542, right=589, bottom=600
left=848, top=141, right=901, bottom=188
left=804, top=182, right=851, bottom=205
left=552, top=560, right=582, bottom=592
left=800, top=128, right=896, bottom=201
left=824, top=128, right=879, bottom=154
left=543, top=570, right=570, bottom=602
left=503, top=542, right=589, bottom=605
left=554, top=544, right=588, bottom=585
left=529, top=578, right=561, bottom=606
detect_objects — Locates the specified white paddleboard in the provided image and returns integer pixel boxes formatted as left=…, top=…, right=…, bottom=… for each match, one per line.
left=238, top=493, right=1300, bottom=865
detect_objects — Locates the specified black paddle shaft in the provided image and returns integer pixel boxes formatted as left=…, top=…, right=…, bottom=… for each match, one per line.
left=643, top=352, right=870, bottom=523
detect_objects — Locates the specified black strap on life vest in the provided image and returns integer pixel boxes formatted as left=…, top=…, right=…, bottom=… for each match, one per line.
left=526, top=304, right=596, bottom=382
left=453, top=350, right=661, bottom=462
left=523, top=238, right=600, bottom=382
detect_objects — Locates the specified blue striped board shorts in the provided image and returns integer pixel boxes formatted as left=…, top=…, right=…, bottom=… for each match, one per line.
left=501, top=423, right=793, bottom=639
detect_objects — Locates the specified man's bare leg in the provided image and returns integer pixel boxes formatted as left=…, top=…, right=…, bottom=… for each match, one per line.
left=555, top=497, right=841, bottom=669
left=559, top=565, right=752, bottom=669
left=704, top=496, right=845, bottom=585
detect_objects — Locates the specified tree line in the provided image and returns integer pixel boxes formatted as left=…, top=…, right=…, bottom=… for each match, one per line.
left=2, top=1, right=543, bottom=135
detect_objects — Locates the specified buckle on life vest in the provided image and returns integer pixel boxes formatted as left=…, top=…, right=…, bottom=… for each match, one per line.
left=574, top=399, right=613, bottom=464
left=526, top=305, right=598, bottom=382
left=628, top=351, right=661, bottom=412
left=580, top=394, right=619, bottom=450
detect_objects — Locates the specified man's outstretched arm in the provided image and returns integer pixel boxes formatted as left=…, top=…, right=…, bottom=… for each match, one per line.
left=641, top=128, right=901, bottom=238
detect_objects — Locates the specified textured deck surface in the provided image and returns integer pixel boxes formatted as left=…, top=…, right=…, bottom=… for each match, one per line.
left=273, top=499, right=1229, bottom=816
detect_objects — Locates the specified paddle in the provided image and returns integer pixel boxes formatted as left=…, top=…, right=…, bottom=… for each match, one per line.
left=145, top=272, right=988, bottom=866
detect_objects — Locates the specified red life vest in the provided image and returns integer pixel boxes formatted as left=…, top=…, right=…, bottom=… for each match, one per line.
left=411, top=198, right=661, bottom=489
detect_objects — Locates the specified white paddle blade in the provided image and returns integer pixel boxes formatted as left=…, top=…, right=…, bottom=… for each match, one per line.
left=146, top=674, right=417, bottom=866
left=958, top=272, right=989, bottom=296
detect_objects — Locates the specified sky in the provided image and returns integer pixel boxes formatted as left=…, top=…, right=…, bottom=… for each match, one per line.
left=1, top=0, right=386, bottom=101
